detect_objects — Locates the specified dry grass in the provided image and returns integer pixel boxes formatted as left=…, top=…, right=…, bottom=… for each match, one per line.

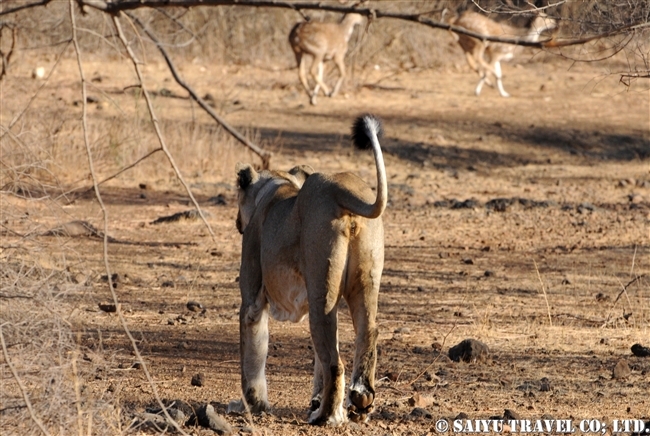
left=1, top=1, right=648, bottom=434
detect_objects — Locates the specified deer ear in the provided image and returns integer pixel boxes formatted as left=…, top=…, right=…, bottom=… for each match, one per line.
left=236, top=162, right=258, bottom=189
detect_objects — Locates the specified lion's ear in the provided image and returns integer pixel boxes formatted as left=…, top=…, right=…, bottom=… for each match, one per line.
left=236, top=162, right=258, bottom=189
left=288, top=165, right=314, bottom=186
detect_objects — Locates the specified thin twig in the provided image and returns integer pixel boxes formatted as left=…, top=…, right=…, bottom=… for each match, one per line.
left=70, top=147, right=162, bottom=200
left=613, top=275, right=644, bottom=305
left=0, top=40, right=72, bottom=142
left=405, top=322, right=456, bottom=386
left=68, top=3, right=189, bottom=435
left=113, top=14, right=217, bottom=243
left=126, top=12, right=272, bottom=168
left=533, top=259, right=553, bottom=327
left=0, top=325, right=52, bottom=436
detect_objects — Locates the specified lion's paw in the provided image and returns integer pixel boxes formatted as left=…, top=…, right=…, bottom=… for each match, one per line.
left=308, top=405, right=347, bottom=427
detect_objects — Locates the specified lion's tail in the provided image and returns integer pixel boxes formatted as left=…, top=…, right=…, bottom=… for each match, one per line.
left=346, top=114, right=388, bottom=219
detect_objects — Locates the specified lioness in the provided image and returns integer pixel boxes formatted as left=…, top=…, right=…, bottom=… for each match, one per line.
left=229, top=115, right=387, bottom=426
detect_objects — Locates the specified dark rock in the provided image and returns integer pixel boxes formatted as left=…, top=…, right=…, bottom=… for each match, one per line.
left=504, top=409, right=521, bottom=420
left=613, top=360, right=631, bottom=379
left=187, top=301, right=204, bottom=312
left=98, top=302, right=119, bottom=313
left=150, top=209, right=213, bottom=225
left=455, top=412, right=469, bottom=420
left=132, top=412, right=171, bottom=431
left=486, top=198, right=513, bottom=212
left=196, top=404, right=232, bottom=434
left=538, top=378, right=551, bottom=391
left=631, top=343, right=650, bottom=357
left=484, top=270, right=494, bottom=277
left=451, top=199, right=478, bottom=209
left=595, top=292, right=610, bottom=302
left=209, top=194, right=227, bottom=205
left=385, top=372, right=399, bottom=382
left=191, top=373, right=205, bottom=387
left=164, top=399, right=195, bottom=418
left=448, top=339, right=489, bottom=363
left=433, top=200, right=451, bottom=208
left=462, top=258, right=474, bottom=265
left=380, top=408, right=397, bottom=421
left=410, top=407, right=433, bottom=419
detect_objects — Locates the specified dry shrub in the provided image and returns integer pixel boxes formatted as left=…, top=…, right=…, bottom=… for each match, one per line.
left=0, top=257, right=123, bottom=435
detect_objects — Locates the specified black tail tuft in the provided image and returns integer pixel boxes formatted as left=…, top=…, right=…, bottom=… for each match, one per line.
left=351, top=114, right=383, bottom=150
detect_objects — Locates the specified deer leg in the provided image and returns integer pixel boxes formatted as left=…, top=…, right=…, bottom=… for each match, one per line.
left=493, top=61, right=510, bottom=98
left=297, top=53, right=313, bottom=97
left=309, top=56, right=330, bottom=105
left=329, top=53, right=346, bottom=98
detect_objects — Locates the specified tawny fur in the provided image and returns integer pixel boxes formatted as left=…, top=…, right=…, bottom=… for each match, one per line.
left=450, top=11, right=557, bottom=97
left=229, top=115, right=386, bottom=426
left=289, top=13, right=364, bottom=105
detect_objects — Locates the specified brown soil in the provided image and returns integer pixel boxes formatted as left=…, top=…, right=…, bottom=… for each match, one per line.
left=1, top=52, right=649, bottom=435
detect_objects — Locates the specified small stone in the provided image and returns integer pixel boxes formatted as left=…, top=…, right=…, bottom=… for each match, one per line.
left=455, top=412, right=469, bottom=420
left=448, top=339, right=490, bottom=363
left=539, top=377, right=552, bottom=392
left=98, top=302, right=118, bottom=313
left=394, top=327, right=411, bottom=334
left=408, top=392, right=434, bottom=408
left=187, top=301, right=204, bottom=312
left=385, top=372, right=399, bottom=382
left=631, top=343, right=650, bottom=357
left=504, top=409, right=521, bottom=420
left=484, top=270, right=494, bottom=277
left=629, top=193, right=643, bottom=204
left=612, top=359, right=631, bottom=379
left=196, top=404, right=232, bottom=434
left=191, top=373, right=205, bottom=387
left=410, top=407, right=432, bottom=419
left=462, top=258, right=474, bottom=265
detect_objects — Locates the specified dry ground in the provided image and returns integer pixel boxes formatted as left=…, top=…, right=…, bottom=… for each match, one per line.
left=1, top=49, right=649, bottom=436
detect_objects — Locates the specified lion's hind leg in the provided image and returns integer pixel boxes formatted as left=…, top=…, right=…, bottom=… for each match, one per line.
left=310, top=350, right=324, bottom=412
left=303, top=229, right=349, bottom=426
left=344, top=227, right=383, bottom=422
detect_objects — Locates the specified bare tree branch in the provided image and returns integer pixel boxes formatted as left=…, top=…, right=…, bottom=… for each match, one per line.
left=60, top=0, right=648, bottom=49
left=0, top=0, right=53, bottom=16
left=68, top=2, right=191, bottom=435
left=126, top=11, right=273, bottom=167
left=0, top=21, right=18, bottom=81
left=113, top=14, right=217, bottom=243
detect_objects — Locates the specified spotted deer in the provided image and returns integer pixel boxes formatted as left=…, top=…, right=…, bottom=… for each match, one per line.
left=289, top=13, right=364, bottom=105
left=450, top=10, right=557, bottom=97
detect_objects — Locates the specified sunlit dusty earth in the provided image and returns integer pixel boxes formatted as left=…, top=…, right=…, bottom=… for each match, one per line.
left=1, top=49, right=649, bottom=436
